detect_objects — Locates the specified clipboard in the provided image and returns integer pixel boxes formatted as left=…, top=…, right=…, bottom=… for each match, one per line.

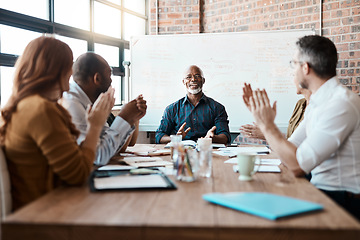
left=89, top=168, right=177, bottom=192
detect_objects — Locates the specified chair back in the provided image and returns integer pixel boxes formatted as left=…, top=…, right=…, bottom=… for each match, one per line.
left=0, top=147, right=11, bottom=220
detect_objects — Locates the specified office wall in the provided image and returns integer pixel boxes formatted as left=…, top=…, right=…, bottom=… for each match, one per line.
left=148, top=0, right=359, bottom=92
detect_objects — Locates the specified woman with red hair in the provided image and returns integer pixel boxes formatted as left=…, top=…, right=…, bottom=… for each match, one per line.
left=0, top=36, right=114, bottom=211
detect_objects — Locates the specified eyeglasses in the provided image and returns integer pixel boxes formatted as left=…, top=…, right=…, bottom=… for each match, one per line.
left=184, top=74, right=203, bottom=81
left=289, top=60, right=304, bottom=69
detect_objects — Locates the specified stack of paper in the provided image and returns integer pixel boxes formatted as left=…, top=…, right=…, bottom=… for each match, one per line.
left=236, top=146, right=270, bottom=154
left=214, top=146, right=271, bottom=158
left=126, top=146, right=171, bottom=156
left=214, top=147, right=238, bottom=157
left=227, top=158, right=281, bottom=173
left=120, top=156, right=173, bottom=168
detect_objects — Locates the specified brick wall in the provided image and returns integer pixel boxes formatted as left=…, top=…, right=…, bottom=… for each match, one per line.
left=149, top=0, right=202, bottom=34
left=149, top=0, right=359, bottom=92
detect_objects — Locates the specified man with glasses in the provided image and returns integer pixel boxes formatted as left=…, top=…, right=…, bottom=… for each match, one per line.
left=62, top=52, right=147, bottom=166
left=155, top=65, right=230, bottom=144
left=242, top=35, right=360, bottom=220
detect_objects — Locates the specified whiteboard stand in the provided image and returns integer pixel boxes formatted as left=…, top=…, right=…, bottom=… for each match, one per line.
left=123, top=61, right=131, bottom=103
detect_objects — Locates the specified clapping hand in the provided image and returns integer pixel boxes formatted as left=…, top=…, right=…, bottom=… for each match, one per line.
left=119, top=94, right=147, bottom=126
left=248, top=89, right=277, bottom=131
left=87, top=87, right=115, bottom=128
left=135, top=94, right=147, bottom=119
left=242, top=83, right=253, bottom=111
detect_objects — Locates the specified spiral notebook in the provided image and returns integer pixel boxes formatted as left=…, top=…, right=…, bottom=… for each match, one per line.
left=203, top=192, right=323, bottom=220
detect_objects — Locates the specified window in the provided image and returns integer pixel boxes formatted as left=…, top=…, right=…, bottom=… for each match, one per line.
left=0, top=66, right=15, bottom=107
left=94, top=2, right=121, bottom=38
left=124, top=0, right=146, bottom=15
left=0, top=0, right=48, bottom=20
left=0, top=25, right=42, bottom=56
left=0, top=0, right=148, bottom=107
left=54, top=0, right=90, bottom=31
left=94, top=43, right=121, bottom=104
left=123, top=13, right=146, bottom=41
left=56, top=35, right=88, bottom=61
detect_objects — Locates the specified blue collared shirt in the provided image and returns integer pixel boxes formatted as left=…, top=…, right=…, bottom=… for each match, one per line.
left=155, top=94, right=230, bottom=143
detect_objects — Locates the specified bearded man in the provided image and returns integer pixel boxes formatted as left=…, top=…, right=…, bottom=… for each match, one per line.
left=155, top=65, right=230, bottom=144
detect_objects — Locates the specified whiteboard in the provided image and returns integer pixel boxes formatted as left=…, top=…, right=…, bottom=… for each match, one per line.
left=130, top=30, right=314, bottom=132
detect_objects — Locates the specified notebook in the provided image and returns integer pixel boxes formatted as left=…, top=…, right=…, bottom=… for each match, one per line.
left=203, top=192, right=323, bottom=220
left=90, top=169, right=177, bottom=191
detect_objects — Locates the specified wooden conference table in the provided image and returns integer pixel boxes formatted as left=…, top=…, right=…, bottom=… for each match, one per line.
left=2, top=144, right=360, bottom=240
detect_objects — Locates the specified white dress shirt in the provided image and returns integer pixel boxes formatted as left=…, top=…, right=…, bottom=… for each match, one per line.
left=62, top=81, right=134, bottom=166
left=289, top=77, right=360, bottom=193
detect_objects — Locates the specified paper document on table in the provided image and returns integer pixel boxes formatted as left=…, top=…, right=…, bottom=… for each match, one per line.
left=236, top=146, right=270, bottom=154
left=126, top=145, right=156, bottom=153
left=233, top=165, right=281, bottom=173
left=214, top=147, right=238, bottom=157
left=256, top=165, right=281, bottom=172
left=260, top=159, right=281, bottom=165
left=135, top=149, right=171, bottom=156
left=126, top=145, right=171, bottom=156
left=121, top=156, right=173, bottom=168
left=94, top=174, right=169, bottom=189
left=98, top=165, right=136, bottom=171
left=225, top=158, right=281, bottom=165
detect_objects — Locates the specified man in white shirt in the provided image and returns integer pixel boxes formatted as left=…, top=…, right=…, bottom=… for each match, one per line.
left=242, top=35, right=360, bottom=220
left=62, top=52, right=147, bottom=166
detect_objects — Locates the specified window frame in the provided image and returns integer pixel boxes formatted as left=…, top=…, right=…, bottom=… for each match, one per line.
left=0, top=0, right=148, bottom=105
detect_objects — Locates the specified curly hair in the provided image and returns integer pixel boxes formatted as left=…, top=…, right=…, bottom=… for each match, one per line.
left=0, top=36, right=79, bottom=145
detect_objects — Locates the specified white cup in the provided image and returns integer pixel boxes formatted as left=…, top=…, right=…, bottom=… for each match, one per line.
left=237, top=153, right=259, bottom=181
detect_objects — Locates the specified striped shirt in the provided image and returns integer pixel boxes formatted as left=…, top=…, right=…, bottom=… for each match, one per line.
left=155, top=94, right=230, bottom=143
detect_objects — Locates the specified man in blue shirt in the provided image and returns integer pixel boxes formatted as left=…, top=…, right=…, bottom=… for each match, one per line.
left=155, top=65, right=230, bottom=144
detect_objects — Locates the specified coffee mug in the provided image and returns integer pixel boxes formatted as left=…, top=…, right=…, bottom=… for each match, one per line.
left=237, top=153, right=259, bottom=181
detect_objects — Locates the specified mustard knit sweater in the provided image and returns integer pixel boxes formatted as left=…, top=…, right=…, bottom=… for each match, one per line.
left=4, top=95, right=95, bottom=211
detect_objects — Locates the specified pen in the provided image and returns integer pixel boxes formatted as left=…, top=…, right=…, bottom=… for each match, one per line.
left=257, top=151, right=270, bottom=154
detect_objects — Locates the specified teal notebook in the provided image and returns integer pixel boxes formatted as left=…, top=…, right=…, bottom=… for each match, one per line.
left=203, top=192, right=323, bottom=220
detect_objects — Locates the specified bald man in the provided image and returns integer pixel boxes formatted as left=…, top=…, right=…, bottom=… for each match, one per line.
left=155, top=65, right=230, bottom=144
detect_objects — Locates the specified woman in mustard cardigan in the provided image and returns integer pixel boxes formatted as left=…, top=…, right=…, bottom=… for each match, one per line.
left=0, top=36, right=114, bottom=211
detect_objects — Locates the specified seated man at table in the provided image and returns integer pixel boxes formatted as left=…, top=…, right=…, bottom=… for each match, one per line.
left=242, top=35, right=360, bottom=220
left=62, top=52, right=147, bottom=166
left=155, top=65, right=230, bottom=145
